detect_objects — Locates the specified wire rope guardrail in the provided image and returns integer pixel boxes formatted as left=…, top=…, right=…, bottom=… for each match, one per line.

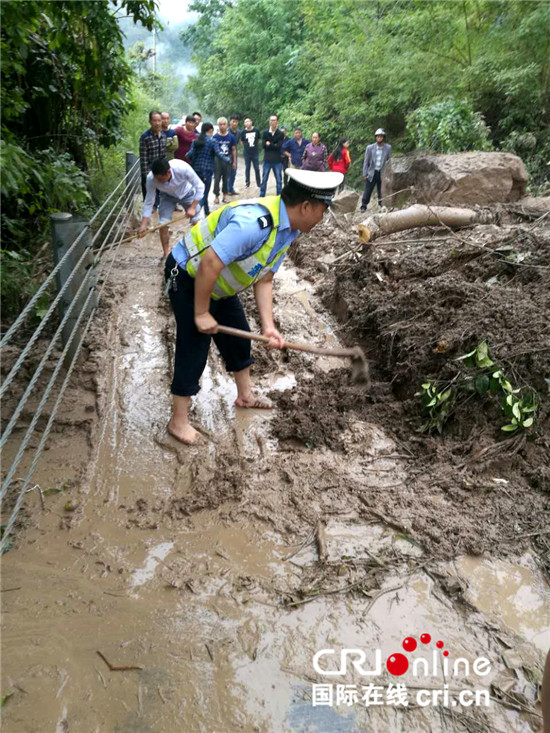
left=0, top=157, right=141, bottom=349
left=0, top=154, right=141, bottom=552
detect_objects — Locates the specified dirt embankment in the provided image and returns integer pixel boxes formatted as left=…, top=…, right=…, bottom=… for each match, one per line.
left=270, top=203, right=550, bottom=566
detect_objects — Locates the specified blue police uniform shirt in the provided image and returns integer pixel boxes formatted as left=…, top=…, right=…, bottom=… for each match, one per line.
left=171, top=199, right=299, bottom=276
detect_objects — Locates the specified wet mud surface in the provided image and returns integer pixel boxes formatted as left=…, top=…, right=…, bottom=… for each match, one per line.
left=1, top=176, right=549, bottom=732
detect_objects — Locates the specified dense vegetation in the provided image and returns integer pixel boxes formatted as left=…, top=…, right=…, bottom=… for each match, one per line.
left=0, top=0, right=158, bottom=318
left=185, top=0, right=550, bottom=187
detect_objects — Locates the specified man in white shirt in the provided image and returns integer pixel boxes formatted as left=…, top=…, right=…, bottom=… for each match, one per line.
left=139, top=158, right=205, bottom=257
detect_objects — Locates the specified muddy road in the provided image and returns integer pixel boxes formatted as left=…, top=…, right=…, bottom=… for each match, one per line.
left=1, top=174, right=548, bottom=732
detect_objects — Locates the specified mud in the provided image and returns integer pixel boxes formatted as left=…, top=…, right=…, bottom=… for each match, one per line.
left=275, top=207, right=550, bottom=561
left=1, top=173, right=548, bottom=732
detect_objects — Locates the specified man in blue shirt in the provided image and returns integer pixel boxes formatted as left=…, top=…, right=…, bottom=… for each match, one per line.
left=283, top=127, right=310, bottom=168
left=164, top=169, right=344, bottom=445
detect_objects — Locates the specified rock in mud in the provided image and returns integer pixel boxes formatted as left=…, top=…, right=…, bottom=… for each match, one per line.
left=385, top=152, right=528, bottom=205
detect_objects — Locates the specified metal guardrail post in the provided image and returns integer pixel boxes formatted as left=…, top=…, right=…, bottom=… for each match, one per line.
left=49, top=214, right=96, bottom=360
left=126, top=152, right=141, bottom=226
left=126, top=151, right=139, bottom=178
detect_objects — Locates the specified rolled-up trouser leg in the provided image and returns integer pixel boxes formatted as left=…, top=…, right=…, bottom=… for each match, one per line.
left=165, top=255, right=253, bottom=395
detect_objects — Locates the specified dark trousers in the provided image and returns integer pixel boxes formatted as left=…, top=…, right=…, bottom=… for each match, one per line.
left=214, top=158, right=232, bottom=197
left=165, top=255, right=254, bottom=396
left=362, top=169, right=382, bottom=208
left=259, top=161, right=282, bottom=197
left=228, top=157, right=238, bottom=192
left=244, top=149, right=261, bottom=186
left=197, top=170, right=212, bottom=216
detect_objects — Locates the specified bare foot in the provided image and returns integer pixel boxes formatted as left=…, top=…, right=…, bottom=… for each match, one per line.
left=235, top=395, right=273, bottom=410
left=167, top=421, right=201, bottom=445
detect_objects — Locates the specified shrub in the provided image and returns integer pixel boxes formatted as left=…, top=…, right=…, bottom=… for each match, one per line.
left=407, top=100, right=493, bottom=154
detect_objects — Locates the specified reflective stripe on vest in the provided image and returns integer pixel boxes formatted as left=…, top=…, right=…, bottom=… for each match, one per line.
left=184, top=196, right=288, bottom=299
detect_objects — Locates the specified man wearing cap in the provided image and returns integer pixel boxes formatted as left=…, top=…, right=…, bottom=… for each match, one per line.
left=164, top=169, right=344, bottom=445
left=361, top=129, right=392, bottom=211
left=138, top=157, right=205, bottom=257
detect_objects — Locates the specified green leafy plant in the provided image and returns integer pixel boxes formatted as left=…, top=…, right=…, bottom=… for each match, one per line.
left=456, top=342, right=538, bottom=432
left=420, top=381, right=456, bottom=434
left=407, top=99, right=493, bottom=153
left=419, top=341, right=538, bottom=434
left=0, top=248, right=36, bottom=316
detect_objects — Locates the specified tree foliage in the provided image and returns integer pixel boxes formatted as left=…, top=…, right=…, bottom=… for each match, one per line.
left=1, top=0, right=157, bottom=163
left=184, top=0, right=549, bottom=186
left=0, top=0, right=158, bottom=318
left=407, top=100, right=493, bottom=153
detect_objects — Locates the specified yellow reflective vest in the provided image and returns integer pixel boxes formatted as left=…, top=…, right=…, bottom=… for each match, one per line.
left=184, top=196, right=288, bottom=300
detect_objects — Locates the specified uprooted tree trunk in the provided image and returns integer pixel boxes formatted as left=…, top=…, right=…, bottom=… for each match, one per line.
left=358, top=204, right=495, bottom=243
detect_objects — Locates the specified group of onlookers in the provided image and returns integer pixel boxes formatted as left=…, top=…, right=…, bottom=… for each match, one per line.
left=139, top=110, right=392, bottom=220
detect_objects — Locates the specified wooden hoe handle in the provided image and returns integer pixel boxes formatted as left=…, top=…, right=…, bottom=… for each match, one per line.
left=216, top=324, right=361, bottom=360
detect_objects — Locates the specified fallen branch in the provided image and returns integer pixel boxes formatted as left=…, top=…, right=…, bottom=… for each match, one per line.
left=96, top=650, right=143, bottom=671
left=315, top=520, right=328, bottom=562
left=282, top=578, right=369, bottom=608
left=365, top=583, right=404, bottom=613
left=358, top=204, right=494, bottom=243
left=282, top=527, right=316, bottom=561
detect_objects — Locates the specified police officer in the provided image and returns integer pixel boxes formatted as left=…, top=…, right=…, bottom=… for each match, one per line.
left=164, top=169, right=344, bottom=445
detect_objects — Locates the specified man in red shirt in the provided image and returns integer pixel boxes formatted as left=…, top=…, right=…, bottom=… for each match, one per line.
left=174, top=115, right=197, bottom=161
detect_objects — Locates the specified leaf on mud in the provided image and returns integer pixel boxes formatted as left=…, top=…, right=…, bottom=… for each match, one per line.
left=395, top=533, right=423, bottom=550
left=455, top=347, right=477, bottom=361
left=475, top=375, right=489, bottom=395
left=0, top=691, right=14, bottom=706
left=522, top=417, right=534, bottom=428
left=475, top=345, right=494, bottom=367
left=501, top=423, right=519, bottom=432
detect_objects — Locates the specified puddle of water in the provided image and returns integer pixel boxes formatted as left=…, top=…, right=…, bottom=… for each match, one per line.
left=269, top=374, right=297, bottom=391
left=124, top=304, right=170, bottom=429
left=454, top=554, right=550, bottom=652
left=231, top=566, right=533, bottom=732
left=323, top=520, right=423, bottom=563
left=274, top=262, right=345, bottom=373
left=192, top=356, right=237, bottom=434
left=130, top=541, right=174, bottom=588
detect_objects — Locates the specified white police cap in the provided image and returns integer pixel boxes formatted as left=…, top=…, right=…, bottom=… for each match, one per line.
left=284, top=169, right=344, bottom=205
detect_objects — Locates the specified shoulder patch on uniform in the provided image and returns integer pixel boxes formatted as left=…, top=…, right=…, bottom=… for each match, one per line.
left=257, top=213, right=274, bottom=230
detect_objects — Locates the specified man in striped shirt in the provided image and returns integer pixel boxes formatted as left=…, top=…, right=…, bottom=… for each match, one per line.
left=139, top=110, right=166, bottom=199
